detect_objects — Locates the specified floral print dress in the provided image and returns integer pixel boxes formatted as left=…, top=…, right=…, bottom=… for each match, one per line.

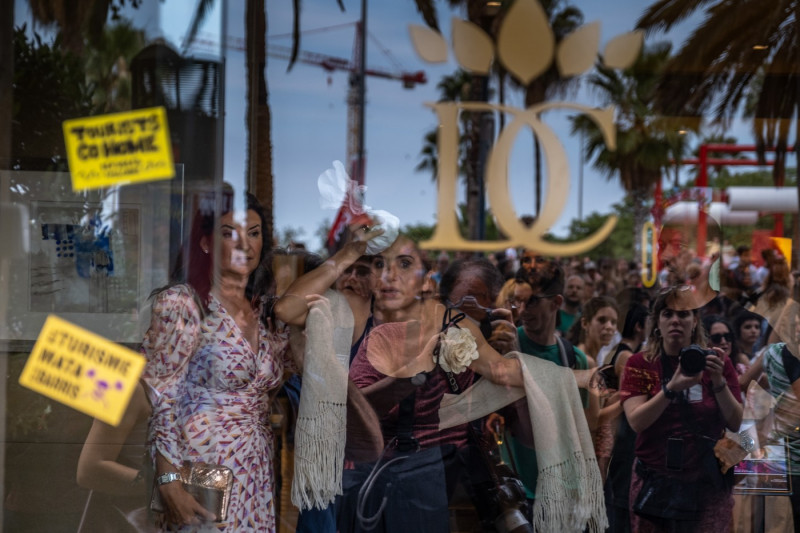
left=142, top=285, right=292, bottom=532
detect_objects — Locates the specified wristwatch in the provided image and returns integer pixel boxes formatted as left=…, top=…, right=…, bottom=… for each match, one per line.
left=739, top=429, right=757, bottom=453
left=662, top=383, right=678, bottom=401
left=156, top=472, right=182, bottom=486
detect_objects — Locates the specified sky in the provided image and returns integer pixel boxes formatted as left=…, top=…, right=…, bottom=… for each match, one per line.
left=14, top=0, right=756, bottom=251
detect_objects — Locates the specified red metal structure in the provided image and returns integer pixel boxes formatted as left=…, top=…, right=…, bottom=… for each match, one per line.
left=668, top=144, right=793, bottom=257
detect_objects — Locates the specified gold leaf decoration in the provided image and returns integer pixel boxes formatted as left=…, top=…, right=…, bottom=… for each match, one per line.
left=603, top=30, right=644, bottom=69
left=451, top=18, right=493, bottom=74
left=408, top=24, right=448, bottom=63
left=496, top=0, right=554, bottom=84
left=556, top=21, right=600, bottom=77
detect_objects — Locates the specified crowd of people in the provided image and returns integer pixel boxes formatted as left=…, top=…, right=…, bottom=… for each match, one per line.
left=73, top=189, right=800, bottom=533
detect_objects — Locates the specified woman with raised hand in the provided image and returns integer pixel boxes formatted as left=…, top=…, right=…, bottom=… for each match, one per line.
left=142, top=189, right=294, bottom=531
left=621, top=286, right=743, bottom=533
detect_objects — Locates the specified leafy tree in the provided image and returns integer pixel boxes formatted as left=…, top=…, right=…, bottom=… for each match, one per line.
left=24, top=0, right=141, bottom=55
left=546, top=198, right=636, bottom=261
left=12, top=26, right=95, bottom=170
left=710, top=168, right=796, bottom=189
left=83, top=18, right=145, bottom=113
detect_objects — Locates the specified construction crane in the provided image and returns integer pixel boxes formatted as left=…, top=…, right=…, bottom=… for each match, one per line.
left=191, top=23, right=426, bottom=186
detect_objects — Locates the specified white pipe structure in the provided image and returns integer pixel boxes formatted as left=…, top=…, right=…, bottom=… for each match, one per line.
left=663, top=201, right=759, bottom=226
left=727, top=187, right=798, bottom=213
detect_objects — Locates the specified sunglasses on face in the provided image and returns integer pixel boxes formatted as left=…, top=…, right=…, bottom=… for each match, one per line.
left=709, top=332, right=733, bottom=344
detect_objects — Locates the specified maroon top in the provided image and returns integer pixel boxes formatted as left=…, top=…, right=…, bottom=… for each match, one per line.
left=620, top=351, right=742, bottom=476
left=350, top=321, right=473, bottom=450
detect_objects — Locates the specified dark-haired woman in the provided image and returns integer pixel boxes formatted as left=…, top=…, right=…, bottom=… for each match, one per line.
left=604, top=303, right=648, bottom=533
left=341, top=235, right=526, bottom=532
left=143, top=191, right=294, bottom=531
left=620, top=287, right=743, bottom=532
left=704, top=315, right=750, bottom=387
left=736, top=311, right=764, bottom=361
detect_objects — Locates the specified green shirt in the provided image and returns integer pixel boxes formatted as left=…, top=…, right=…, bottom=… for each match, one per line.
left=503, top=327, right=589, bottom=499
left=557, top=308, right=579, bottom=335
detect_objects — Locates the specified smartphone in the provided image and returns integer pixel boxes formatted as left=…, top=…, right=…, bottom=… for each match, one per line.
left=666, top=437, right=684, bottom=471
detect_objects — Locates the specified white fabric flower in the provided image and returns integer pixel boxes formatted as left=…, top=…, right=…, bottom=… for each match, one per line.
left=437, top=327, right=478, bottom=374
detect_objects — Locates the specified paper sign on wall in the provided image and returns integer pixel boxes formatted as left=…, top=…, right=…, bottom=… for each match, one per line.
left=19, top=315, right=146, bottom=426
left=63, top=107, right=174, bottom=191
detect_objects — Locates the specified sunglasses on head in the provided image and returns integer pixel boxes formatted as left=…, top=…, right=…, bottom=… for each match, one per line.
left=709, top=332, right=733, bottom=344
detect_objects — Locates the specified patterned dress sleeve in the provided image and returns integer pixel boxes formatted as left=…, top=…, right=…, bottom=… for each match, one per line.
left=619, top=352, right=660, bottom=405
left=141, top=285, right=203, bottom=467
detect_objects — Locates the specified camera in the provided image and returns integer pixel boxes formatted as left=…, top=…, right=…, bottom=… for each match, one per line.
left=679, top=344, right=714, bottom=375
left=479, top=310, right=496, bottom=341
left=489, top=462, right=533, bottom=533
left=479, top=434, right=533, bottom=533
left=595, top=364, right=618, bottom=390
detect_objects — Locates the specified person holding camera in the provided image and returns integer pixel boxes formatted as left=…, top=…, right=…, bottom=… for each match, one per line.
left=620, top=286, right=743, bottom=533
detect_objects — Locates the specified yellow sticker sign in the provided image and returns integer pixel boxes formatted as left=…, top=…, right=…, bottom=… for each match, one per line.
left=19, top=315, right=146, bottom=426
left=63, top=107, right=174, bottom=191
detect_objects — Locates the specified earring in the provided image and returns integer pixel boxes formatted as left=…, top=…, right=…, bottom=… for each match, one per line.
left=203, top=248, right=209, bottom=254
left=654, top=328, right=661, bottom=337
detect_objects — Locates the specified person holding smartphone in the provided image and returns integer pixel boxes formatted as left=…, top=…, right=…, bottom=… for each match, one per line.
left=620, top=286, right=743, bottom=532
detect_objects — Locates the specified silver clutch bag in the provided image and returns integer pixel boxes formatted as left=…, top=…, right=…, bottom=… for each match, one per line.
left=150, top=461, right=235, bottom=522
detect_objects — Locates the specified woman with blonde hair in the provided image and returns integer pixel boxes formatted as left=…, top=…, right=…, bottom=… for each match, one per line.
left=620, top=287, right=743, bottom=532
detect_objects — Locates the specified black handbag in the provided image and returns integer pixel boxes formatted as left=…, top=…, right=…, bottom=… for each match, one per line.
left=632, top=460, right=702, bottom=522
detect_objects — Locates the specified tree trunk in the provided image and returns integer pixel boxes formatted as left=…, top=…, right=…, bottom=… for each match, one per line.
left=0, top=0, right=12, bottom=167
left=245, top=0, right=274, bottom=244
left=525, top=84, right=546, bottom=218
left=631, top=189, right=649, bottom=259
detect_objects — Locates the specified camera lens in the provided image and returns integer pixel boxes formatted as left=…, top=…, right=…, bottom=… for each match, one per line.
left=679, top=344, right=708, bottom=375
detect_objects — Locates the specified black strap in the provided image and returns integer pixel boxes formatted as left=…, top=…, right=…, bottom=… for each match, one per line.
left=556, top=335, right=577, bottom=368
left=392, top=306, right=470, bottom=452
left=436, top=306, right=469, bottom=394
left=395, top=390, right=419, bottom=452
left=609, top=342, right=633, bottom=368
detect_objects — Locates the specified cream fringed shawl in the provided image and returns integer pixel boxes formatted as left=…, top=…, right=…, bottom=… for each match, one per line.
left=291, top=290, right=353, bottom=510
left=438, top=353, right=608, bottom=533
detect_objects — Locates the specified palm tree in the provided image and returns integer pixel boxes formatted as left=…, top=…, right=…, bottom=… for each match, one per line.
left=637, top=0, right=799, bottom=188
left=83, top=19, right=146, bottom=113
left=517, top=0, right=583, bottom=217
left=571, top=42, right=689, bottom=254
left=416, top=69, right=474, bottom=181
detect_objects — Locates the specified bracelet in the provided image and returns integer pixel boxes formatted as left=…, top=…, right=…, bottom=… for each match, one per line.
left=662, top=383, right=678, bottom=400
left=156, top=472, right=182, bottom=486
left=712, top=381, right=728, bottom=393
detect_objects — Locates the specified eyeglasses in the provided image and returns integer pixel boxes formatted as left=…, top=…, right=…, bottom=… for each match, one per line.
left=659, top=284, right=693, bottom=295
left=709, top=332, right=733, bottom=344
left=513, top=293, right=556, bottom=308
left=447, top=295, right=513, bottom=315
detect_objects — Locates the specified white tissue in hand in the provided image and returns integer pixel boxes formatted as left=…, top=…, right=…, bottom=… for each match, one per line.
left=318, top=160, right=353, bottom=210
left=317, top=161, right=400, bottom=255
left=364, top=209, right=400, bottom=255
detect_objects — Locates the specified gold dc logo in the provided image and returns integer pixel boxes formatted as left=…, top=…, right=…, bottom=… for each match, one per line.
left=409, top=0, right=642, bottom=254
